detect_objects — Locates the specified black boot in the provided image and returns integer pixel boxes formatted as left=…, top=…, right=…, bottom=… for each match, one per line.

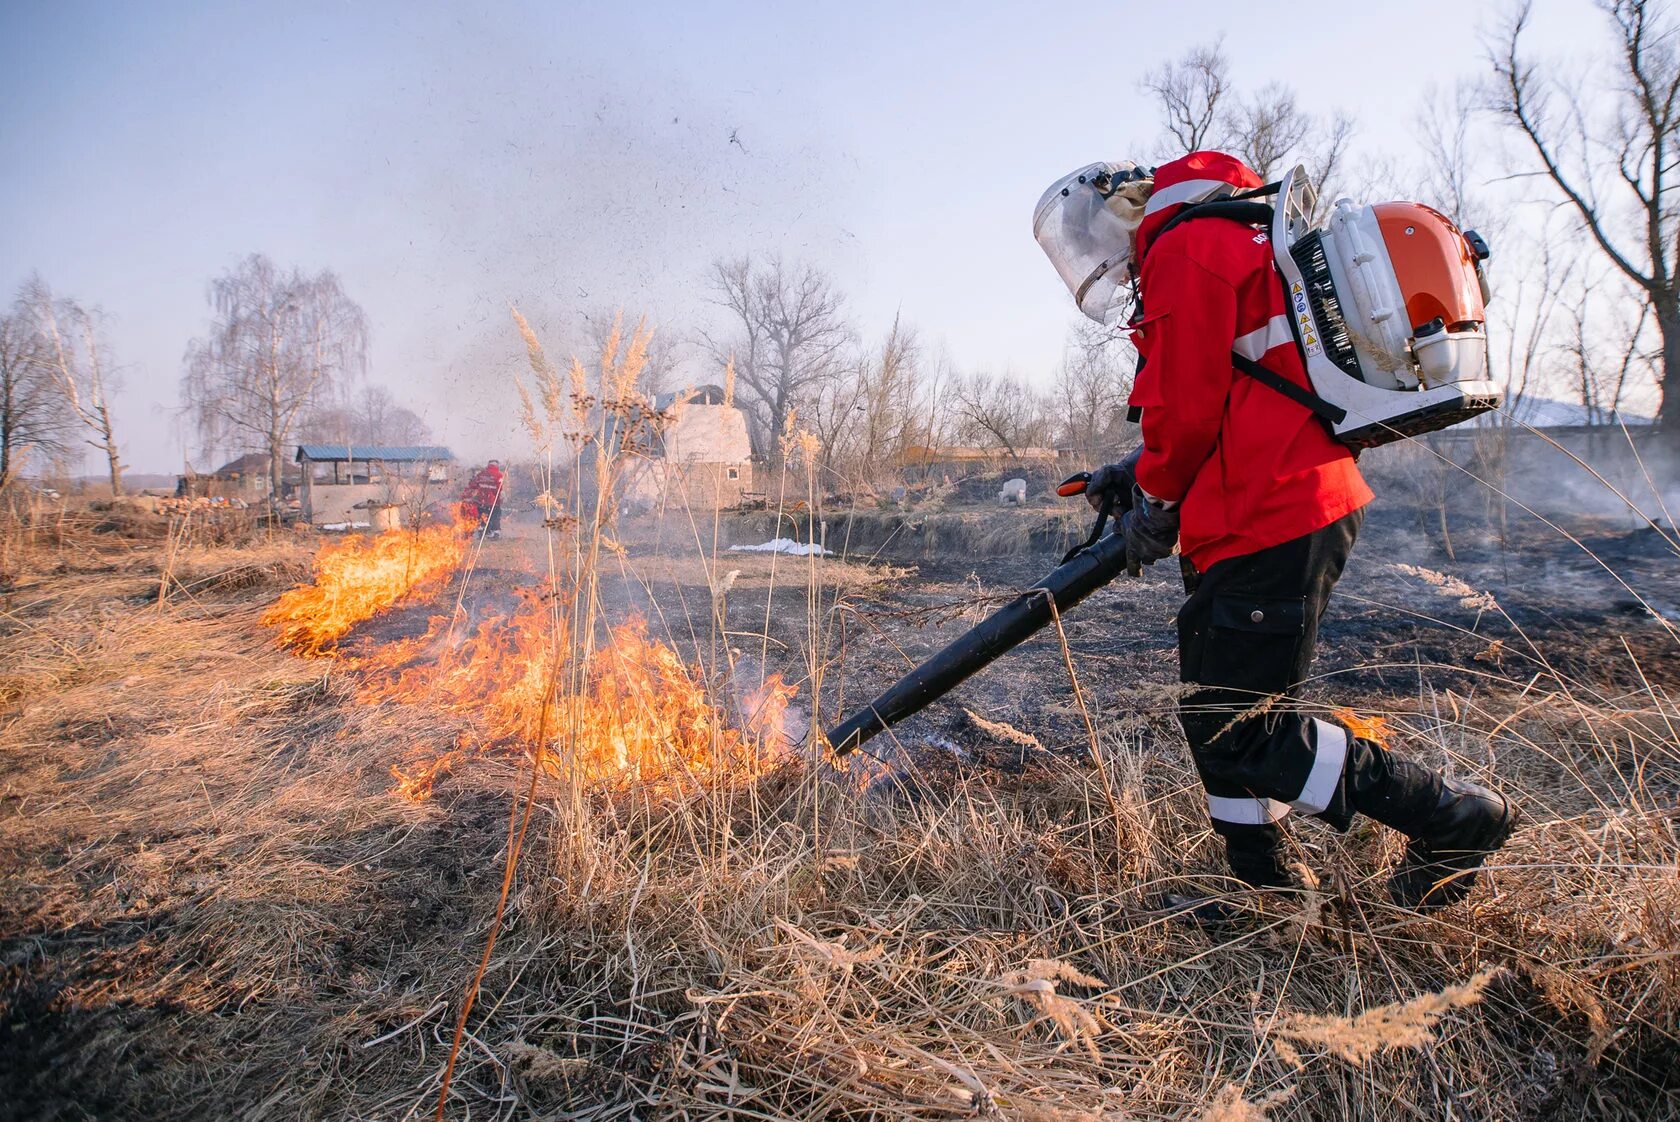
left=1218, top=823, right=1294, bottom=889
left=1389, top=777, right=1515, bottom=911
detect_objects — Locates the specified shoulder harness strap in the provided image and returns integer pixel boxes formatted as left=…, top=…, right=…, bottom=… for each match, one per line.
left=1230, top=352, right=1347, bottom=424
left=1149, top=198, right=1276, bottom=245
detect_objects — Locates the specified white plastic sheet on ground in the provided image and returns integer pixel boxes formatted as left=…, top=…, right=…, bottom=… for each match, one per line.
left=729, top=537, right=832, bottom=557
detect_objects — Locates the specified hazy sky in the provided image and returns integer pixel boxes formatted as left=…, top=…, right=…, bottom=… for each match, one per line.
left=2, top=0, right=1599, bottom=475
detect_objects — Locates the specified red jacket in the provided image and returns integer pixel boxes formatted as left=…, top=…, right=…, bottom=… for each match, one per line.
left=464, top=465, right=504, bottom=508
left=1128, top=151, right=1371, bottom=570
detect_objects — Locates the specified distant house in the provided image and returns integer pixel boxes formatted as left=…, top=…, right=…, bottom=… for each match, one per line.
left=180, top=452, right=301, bottom=502
left=618, top=385, right=754, bottom=510
left=294, top=444, right=455, bottom=527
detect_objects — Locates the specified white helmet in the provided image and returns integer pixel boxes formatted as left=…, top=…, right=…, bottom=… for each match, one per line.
left=1033, top=161, right=1154, bottom=323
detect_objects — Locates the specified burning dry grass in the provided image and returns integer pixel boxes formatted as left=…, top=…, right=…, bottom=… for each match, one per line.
left=260, top=516, right=470, bottom=654
left=362, top=594, right=795, bottom=791
left=238, top=480, right=798, bottom=799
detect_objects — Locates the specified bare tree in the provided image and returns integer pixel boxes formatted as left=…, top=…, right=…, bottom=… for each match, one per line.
left=0, top=288, right=70, bottom=492
left=1054, top=320, right=1136, bottom=458
left=842, top=316, right=924, bottom=475
left=355, top=385, right=433, bottom=445
left=1416, top=81, right=1486, bottom=230
left=1565, top=287, right=1602, bottom=424
left=22, top=278, right=124, bottom=495
left=1141, top=40, right=1355, bottom=217
left=305, top=384, right=433, bottom=446
left=806, top=362, right=864, bottom=485
left=1301, top=111, right=1356, bottom=208
left=703, top=257, right=852, bottom=451
left=804, top=315, right=936, bottom=487
left=1492, top=0, right=1680, bottom=429
left=1229, top=94, right=1353, bottom=211
left=950, top=370, right=1052, bottom=460
left=1142, top=40, right=1230, bottom=153
left=1467, top=216, right=1584, bottom=546
left=1606, top=297, right=1654, bottom=420
left=1564, top=275, right=1653, bottom=424
left=1503, top=221, right=1583, bottom=408
left=1226, top=83, right=1311, bottom=180
left=182, top=254, right=369, bottom=498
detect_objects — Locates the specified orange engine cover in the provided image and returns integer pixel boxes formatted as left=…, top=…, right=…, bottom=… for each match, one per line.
left=1373, top=202, right=1485, bottom=332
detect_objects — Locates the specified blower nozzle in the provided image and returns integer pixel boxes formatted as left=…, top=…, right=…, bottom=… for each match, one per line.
left=826, top=527, right=1133, bottom=755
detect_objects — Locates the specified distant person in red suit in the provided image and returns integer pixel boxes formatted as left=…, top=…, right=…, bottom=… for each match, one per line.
left=463, top=460, right=506, bottom=537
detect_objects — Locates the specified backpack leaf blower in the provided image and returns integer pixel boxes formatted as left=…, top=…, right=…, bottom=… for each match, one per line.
left=1268, top=165, right=1500, bottom=446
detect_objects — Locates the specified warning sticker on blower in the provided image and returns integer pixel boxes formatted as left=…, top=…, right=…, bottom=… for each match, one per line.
left=1291, top=281, right=1323, bottom=358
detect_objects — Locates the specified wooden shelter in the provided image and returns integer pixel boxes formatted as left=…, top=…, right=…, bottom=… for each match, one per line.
left=294, top=444, right=455, bottom=527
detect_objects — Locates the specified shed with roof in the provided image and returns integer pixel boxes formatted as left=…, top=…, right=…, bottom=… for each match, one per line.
left=294, top=444, right=456, bottom=527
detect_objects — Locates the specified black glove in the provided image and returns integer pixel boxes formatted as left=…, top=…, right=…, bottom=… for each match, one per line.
left=1085, top=447, right=1143, bottom=513
left=1118, top=483, right=1179, bottom=570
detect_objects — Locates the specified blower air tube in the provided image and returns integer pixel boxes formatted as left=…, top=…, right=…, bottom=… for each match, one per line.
left=826, top=530, right=1134, bottom=755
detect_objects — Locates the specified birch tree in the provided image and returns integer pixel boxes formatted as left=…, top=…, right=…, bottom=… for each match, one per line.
left=0, top=290, right=70, bottom=492
left=182, top=254, right=369, bottom=497
left=23, top=278, right=124, bottom=495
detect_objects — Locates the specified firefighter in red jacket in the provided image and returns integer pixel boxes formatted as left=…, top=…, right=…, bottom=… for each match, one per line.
left=463, top=460, right=505, bottom=537
left=1035, top=152, right=1513, bottom=910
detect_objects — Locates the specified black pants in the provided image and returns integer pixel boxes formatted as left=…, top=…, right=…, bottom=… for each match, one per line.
left=1176, top=509, right=1439, bottom=886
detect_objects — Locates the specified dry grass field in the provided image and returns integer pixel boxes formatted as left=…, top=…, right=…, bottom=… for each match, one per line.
left=1, top=483, right=1676, bottom=1122
left=1, top=324, right=1675, bottom=1122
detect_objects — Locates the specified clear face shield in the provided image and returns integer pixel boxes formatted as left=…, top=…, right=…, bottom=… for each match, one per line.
left=1033, top=162, right=1153, bottom=324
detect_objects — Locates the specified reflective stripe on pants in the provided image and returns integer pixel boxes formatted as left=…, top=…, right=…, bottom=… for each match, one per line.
left=1288, top=719, right=1348, bottom=815
left=1206, top=794, right=1290, bottom=825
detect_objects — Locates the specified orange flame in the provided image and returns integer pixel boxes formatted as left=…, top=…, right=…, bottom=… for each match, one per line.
left=363, top=592, right=793, bottom=793
left=575, top=617, right=793, bottom=784
left=390, top=749, right=464, bottom=802
left=1332, top=707, right=1391, bottom=746
left=262, top=518, right=790, bottom=796
left=261, top=518, right=470, bottom=655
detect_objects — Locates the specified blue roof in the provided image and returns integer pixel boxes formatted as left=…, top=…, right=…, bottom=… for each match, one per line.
left=295, top=444, right=455, bottom=463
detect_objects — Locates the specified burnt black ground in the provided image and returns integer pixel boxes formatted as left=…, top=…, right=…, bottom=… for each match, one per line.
left=597, top=500, right=1680, bottom=770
